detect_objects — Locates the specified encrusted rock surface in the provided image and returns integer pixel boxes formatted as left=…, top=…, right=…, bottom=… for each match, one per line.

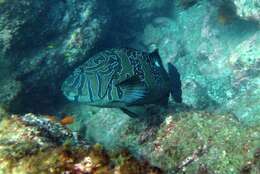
left=1, top=0, right=258, bottom=123
left=0, top=1, right=259, bottom=173
left=0, top=112, right=161, bottom=174
left=105, top=0, right=172, bottom=47
left=136, top=0, right=259, bottom=123
left=0, top=0, right=109, bottom=112
left=62, top=104, right=260, bottom=174
left=224, top=31, right=260, bottom=125
left=231, top=0, right=260, bottom=22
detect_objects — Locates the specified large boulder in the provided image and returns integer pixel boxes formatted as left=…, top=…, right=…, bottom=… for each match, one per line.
left=231, top=0, right=260, bottom=22
left=0, top=112, right=161, bottom=174
left=225, top=31, right=260, bottom=125
left=63, top=104, right=260, bottom=174
left=136, top=0, right=259, bottom=123
left=0, top=0, right=109, bottom=112
left=104, top=0, right=173, bottom=47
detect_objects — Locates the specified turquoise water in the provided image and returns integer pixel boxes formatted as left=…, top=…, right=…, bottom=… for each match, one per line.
left=0, top=0, right=259, bottom=173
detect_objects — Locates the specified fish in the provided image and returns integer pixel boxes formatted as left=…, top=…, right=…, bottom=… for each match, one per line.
left=61, top=48, right=182, bottom=118
left=60, top=115, right=74, bottom=126
left=45, top=115, right=74, bottom=126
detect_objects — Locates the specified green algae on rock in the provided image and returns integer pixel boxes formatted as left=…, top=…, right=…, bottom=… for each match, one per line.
left=64, top=103, right=260, bottom=174
left=0, top=0, right=109, bottom=113
left=147, top=112, right=260, bottom=173
left=137, top=0, right=259, bottom=124
left=0, top=113, right=162, bottom=174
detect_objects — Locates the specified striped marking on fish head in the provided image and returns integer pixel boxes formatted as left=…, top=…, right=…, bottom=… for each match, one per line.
left=62, top=49, right=126, bottom=106
left=62, top=67, right=85, bottom=101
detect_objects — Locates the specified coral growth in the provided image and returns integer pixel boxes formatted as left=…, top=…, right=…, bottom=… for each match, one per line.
left=147, top=112, right=260, bottom=173
left=231, top=0, right=260, bottom=22
left=69, top=105, right=260, bottom=174
left=0, top=113, right=160, bottom=174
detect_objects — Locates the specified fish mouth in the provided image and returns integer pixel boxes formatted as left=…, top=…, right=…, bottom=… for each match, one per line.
left=63, top=91, right=77, bottom=101
left=61, top=81, right=77, bottom=101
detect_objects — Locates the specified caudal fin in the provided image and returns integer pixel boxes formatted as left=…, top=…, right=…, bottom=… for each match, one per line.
left=167, top=63, right=182, bottom=103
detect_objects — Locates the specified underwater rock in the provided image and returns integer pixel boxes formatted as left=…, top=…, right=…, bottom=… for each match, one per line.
left=0, top=77, right=21, bottom=108
left=0, top=113, right=160, bottom=174
left=0, top=55, right=21, bottom=108
left=0, top=112, right=89, bottom=173
left=181, top=78, right=217, bottom=110
left=0, top=0, right=47, bottom=58
left=0, top=0, right=34, bottom=106
left=4, top=113, right=89, bottom=147
left=0, top=0, right=109, bottom=112
left=111, top=0, right=172, bottom=24
left=105, top=0, right=173, bottom=47
left=63, top=103, right=260, bottom=174
left=145, top=112, right=259, bottom=173
left=126, top=0, right=171, bottom=20
left=20, top=113, right=85, bottom=146
left=137, top=0, right=259, bottom=123
left=225, top=84, right=260, bottom=126
left=176, top=0, right=198, bottom=9
left=0, top=115, right=53, bottom=160
left=228, top=31, right=260, bottom=87
left=140, top=0, right=232, bottom=109
left=224, top=31, right=260, bottom=125
left=82, top=107, right=133, bottom=150
left=231, top=0, right=260, bottom=22
left=0, top=106, right=7, bottom=121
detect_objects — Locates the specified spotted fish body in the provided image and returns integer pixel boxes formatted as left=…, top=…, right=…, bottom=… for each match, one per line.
left=62, top=48, right=182, bottom=118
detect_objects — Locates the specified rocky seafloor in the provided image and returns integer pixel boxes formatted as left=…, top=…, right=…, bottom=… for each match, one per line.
left=0, top=0, right=259, bottom=174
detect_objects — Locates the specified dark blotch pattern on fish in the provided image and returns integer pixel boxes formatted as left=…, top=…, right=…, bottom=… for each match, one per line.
left=126, top=49, right=145, bottom=82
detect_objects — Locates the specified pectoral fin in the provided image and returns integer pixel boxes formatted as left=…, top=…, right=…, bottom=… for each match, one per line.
left=116, top=75, right=148, bottom=105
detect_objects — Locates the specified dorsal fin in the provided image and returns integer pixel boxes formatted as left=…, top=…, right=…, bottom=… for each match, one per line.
left=149, top=49, right=164, bottom=67
left=149, top=49, right=160, bottom=59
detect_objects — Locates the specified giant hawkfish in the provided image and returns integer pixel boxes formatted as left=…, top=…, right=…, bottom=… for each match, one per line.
left=61, top=48, right=182, bottom=118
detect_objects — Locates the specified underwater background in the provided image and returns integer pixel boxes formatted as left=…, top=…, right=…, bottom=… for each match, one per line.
left=0, top=0, right=259, bottom=173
